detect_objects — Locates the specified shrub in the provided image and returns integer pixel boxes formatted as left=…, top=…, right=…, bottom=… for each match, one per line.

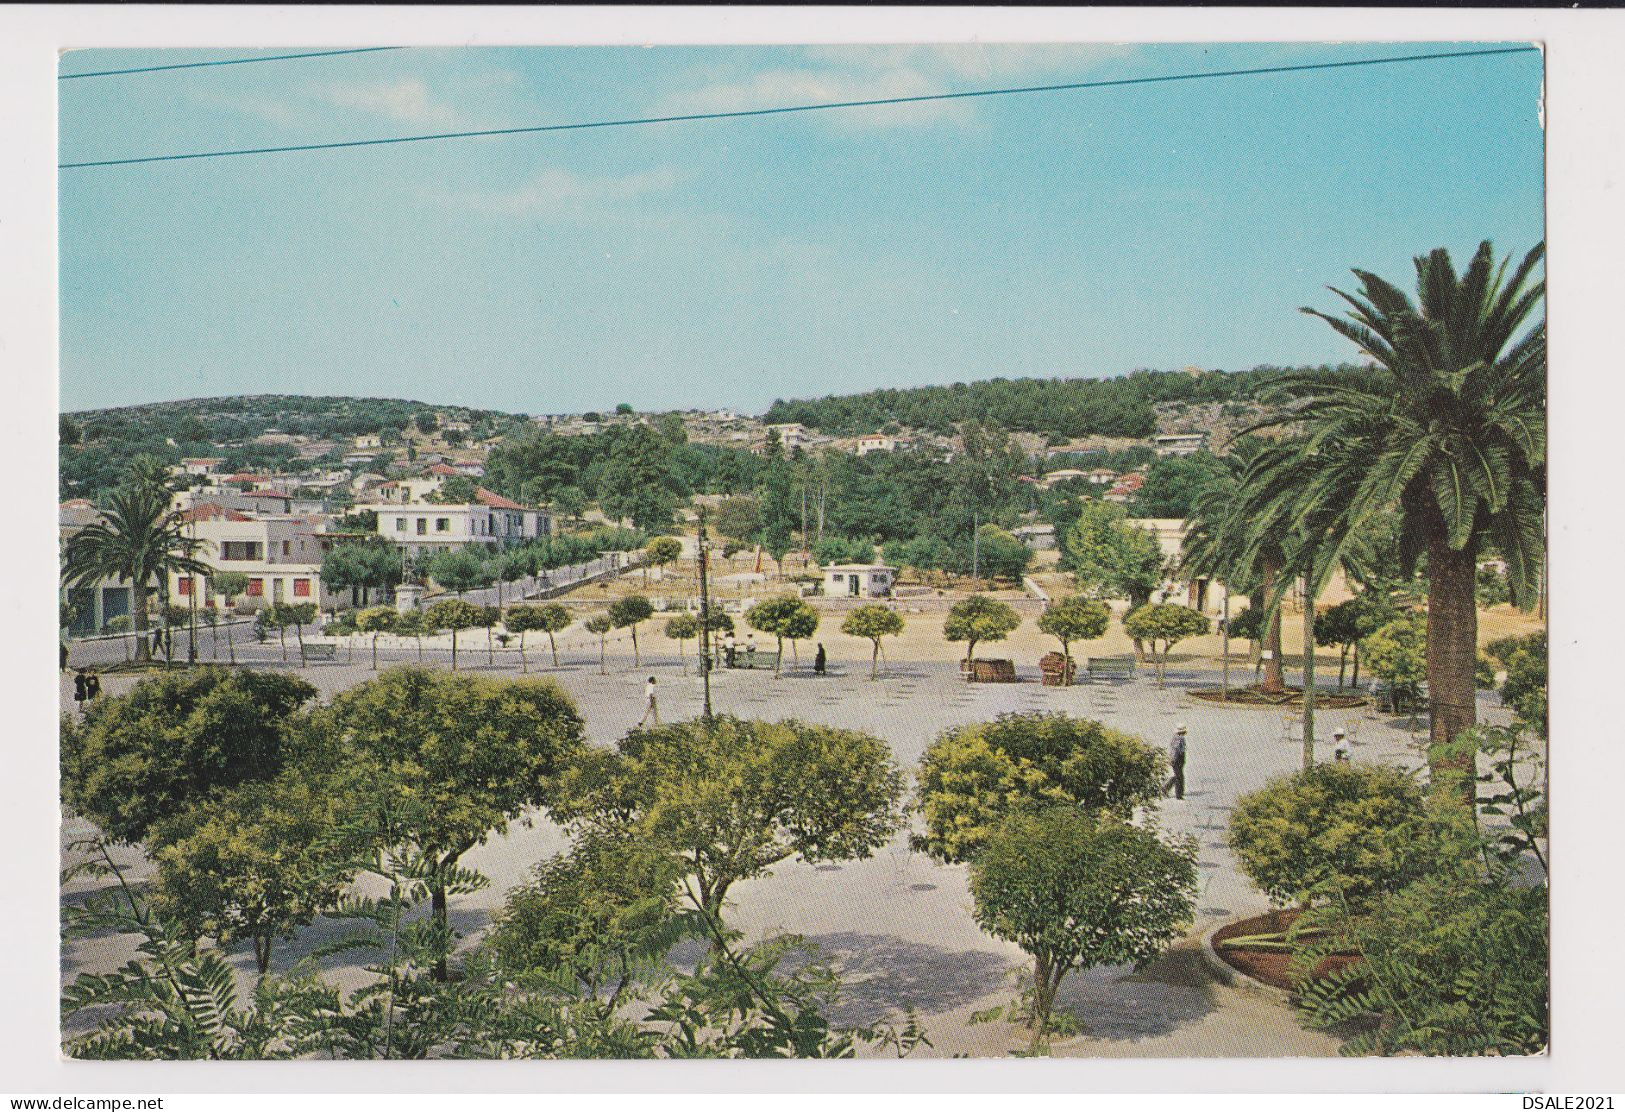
left=1227, top=762, right=1432, bottom=912
left=915, top=712, right=1164, bottom=864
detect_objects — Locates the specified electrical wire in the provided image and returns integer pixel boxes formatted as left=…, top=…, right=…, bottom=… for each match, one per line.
left=59, top=47, right=406, bottom=80
left=59, top=45, right=1540, bottom=170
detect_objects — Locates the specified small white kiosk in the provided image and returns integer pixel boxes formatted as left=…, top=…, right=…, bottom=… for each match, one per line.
left=822, top=563, right=897, bottom=599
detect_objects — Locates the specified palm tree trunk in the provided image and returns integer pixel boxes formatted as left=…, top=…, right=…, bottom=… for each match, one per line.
left=1302, top=580, right=1316, bottom=770
left=1427, top=532, right=1479, bottom=802
left=132, top=584, right=151, bottom=662
left=1260, top=556, right=1285, bottom=694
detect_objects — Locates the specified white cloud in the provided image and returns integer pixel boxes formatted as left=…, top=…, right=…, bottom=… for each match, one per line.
left=319, top=77, right=465, bottom=127
left=659, top=44, right=1143, bottom=131
left=450, top=166, right=683, bottom=222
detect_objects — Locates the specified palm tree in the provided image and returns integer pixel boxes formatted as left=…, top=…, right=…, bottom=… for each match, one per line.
left=1181, top=439, right=1288, bottom=695
left=61, top=482, right=209, bottom=663
left=1286, top=241, right=1546, bottom=794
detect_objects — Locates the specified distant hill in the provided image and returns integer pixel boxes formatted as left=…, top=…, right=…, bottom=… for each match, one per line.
left=761, top=364, right=1361, bottom=441
left=59, top=394, right=529, bottom=503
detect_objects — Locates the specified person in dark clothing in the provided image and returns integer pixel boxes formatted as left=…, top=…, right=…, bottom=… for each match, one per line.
left=85, top=671, right=101, bottom=700
left=61, top=641, right=69, bottom=672
left=73, top=671, right=87, bottom=705
left=814, top=643, right=827, bottom=675
left=1165, top=724, right=1188, bottom=800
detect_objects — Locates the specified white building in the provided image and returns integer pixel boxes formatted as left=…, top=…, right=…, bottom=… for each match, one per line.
left=855, top=434, right=896, bottom=456
left=763, top=423, right=812, bottom=453
left=168, top=503, right=343, bottom=610
left=822, top=563, right=897, bottom=598
left=367, top=488, right=549, bottom=560
left=354, top=433, right=383, bottom=450
left=179, top=457, right=225, bottom=477
left=1011, top=523, right=1058, bottom=551
left=1152, top=433, right=1207, bottom=457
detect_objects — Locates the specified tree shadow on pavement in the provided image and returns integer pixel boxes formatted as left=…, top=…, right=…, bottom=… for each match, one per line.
left=800, top=931, right=1012, bottom=1026
left=1046, top=942, right=1219, bottom=1041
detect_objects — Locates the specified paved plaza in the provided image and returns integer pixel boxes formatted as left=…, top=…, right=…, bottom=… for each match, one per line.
left=60, top=629, right=1513, bottom=1058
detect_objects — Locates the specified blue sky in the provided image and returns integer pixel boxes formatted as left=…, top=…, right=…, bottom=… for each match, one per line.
left=59, top=42, right=1545, bottom=416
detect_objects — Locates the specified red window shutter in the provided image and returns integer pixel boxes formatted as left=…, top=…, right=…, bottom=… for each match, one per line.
left=293, top=578, right=311, bottom=598
left=177, top=577, right=192, bottom=596
left=246, top=578, right=264, bottom=597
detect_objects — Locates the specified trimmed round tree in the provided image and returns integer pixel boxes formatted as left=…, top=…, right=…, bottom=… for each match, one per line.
left=1227, top=761, right=1431, bottom=912
left=643, top=536, right=683, bottom=583
left=841, top=604, right=905, bottom=679
left=424, top=597, right=485, bottom=671
left=914, top=711, right=1165, bottom=864
left=663, top=612, right=700, bottom=673
left=1363, top=612, right=1427, bottom=715
left=584, top=613, right=614, bottom=675
left=61, top=667, right=318, bottom=844
left=503, top=604, right=552, bottom=673
left=315, top=666, right=587, bottom=980
left=970, top=808, right=1197, bottom=1051
left=1122, top=603, right=1210, bottom=687
left=552, top=715, right=906, bottom=922
left=944, top=594, right=1022, bottom=665
left=745, top=595, right=820, bottom=676
left=608, top=594, right=655, bottom=667
left=354, top=605, right=397, bottom=671
left=1035, top=596, right=1110, bottom=686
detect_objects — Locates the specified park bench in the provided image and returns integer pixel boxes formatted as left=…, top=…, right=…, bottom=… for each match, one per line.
left=730, top=649, right=781, bottom=671
left=967, top=658, right=1018, bottom=684
left=1086, top=656, right=1137, bottom=682
left=300, top=643, right=338, bottom=663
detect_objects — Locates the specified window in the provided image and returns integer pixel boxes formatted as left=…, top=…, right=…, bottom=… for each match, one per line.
left=436, top=518, right=450, bottom=532
left=293, top=578, right=311, bottom=598
left=246, top=578, right=264, bottom=597
left=416, top=518, right=427, bottom=535
left=177, top=577, right=192, bottom=596
left=282, top=540, right=291, bottom=556
left=395, top=517, right=406, bottom=532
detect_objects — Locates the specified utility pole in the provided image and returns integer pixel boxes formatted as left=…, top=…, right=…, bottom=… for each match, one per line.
left=972, top=509, right=980, bottom=580
left=697, top=508, right=713, bottom=721
left=1220, top=581, right=1230, bottom=703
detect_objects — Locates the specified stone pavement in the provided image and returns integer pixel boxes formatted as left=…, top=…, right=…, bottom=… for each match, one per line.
left=61, top=646, right=1507, bottom=1058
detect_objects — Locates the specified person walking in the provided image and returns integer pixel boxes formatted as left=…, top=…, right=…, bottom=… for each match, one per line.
left=73, top=670, right=87, bottom=707
left=814, top=643, right=827, bottom=675
left=1165, top=724, right=1188, bottom=800
left=85, top=671, right=101, bottom=701
left=638, top=675, right=659, bottom=727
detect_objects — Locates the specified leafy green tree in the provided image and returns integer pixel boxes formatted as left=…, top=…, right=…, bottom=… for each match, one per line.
left=315, top=667, right=587, bottom=980
left=914, top=712, right=1165, bottom=864
left=643, top=536, right=683, bottom=582
left=1130, top=451, right=1230, bottom=518
left=393, top=609, right=427, bottom=663
left=485, top=830, right=686, bottom=1004
left=504, top=604, right=560, bottom=672
left=354, top=606, right=397, bottom=670
left=973, top=524, right=1032, bottom=582
left=61, top=667, right=318, bottom=844
left=969, top=809, right=1197, bottom=1051
left=1062, top=501, right=1164, bottom=610
left=427, top=548, right=492, bottom=597
left=1289, top=241, right=1546, bottom=790
left=745, top=596, right=819, bottom=674
left=663, top=612, right=700, bottom=672
left=1487, top=632, right=1546, bottom=739
left=1035, top=596, right=1110, bottom=685
left=491, top=548, right=531, bottom=609
left=840, top=604, right=904, bottom=679
left=61, top=480, right=209, bottom=662
left=279, top=602, right=319, bottom=667
left=1315, top=595, right=1391, bottom=689
left=1121, top=603, right=1209, bottom=687
left=321, top=542, right=401, bottom=609
left=552, top=485, right=589, bottom=529
left=553, top=716, right=905, bottom=921
left=149, top=772, right=356, bottom=974
left=812, top=535, right=875, bottom=566
left=1362, top=613, right=1427, bottom=714
left=943, top=594, right=1021, bottom=665
left=714, top=496, right=763, bottom=554
left=607, top=594, right=655, bottom=667
left=598, top=426, right=678, bottom=532
left=1227, top=762, right=1431, bottom=911
left=424, top=598, right=485, bottom=671
left=584, top=613, right=614, bottom=675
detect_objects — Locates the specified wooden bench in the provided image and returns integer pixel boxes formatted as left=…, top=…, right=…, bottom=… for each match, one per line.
left=730, top=649, right=780, bottom=671
left=1086, top=657, right=1137, bottom=682
left=300, top=643, right=338, bottom=663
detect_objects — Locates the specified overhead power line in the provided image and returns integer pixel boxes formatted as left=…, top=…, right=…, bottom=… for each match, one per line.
left=59, top=47, right=406, bottom=80
left=59, top=45, right=1539, bottom=170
